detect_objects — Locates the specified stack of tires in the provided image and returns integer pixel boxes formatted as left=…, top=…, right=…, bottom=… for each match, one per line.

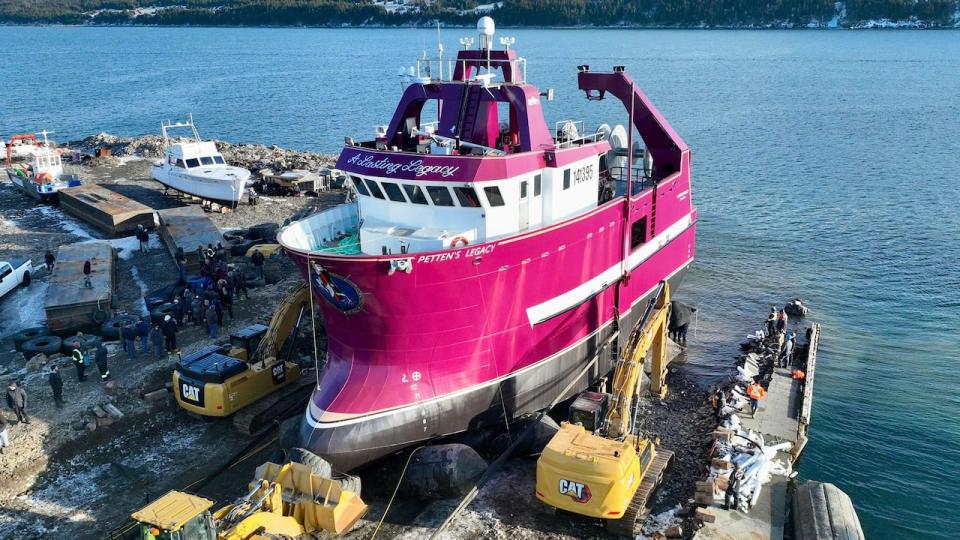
left=13, top=327, right=62, bottom=357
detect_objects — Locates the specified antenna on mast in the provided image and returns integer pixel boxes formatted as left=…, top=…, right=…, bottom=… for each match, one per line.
left=437, top=21, right=444, bottom=80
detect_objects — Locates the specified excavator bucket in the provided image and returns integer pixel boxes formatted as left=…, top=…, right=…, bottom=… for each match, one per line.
left=254, top=462, right=368, bottom=535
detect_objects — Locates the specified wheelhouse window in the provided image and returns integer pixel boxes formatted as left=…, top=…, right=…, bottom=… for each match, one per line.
left=403, top=184, right=428, bottom=204
left=563, top=169, right=571, bottom=190
left=454, top=187, right=482, bottom=208
left=427, top=186, right=455, bottom=206
left=185, top=158, right=200, bottom=168
left=213, top=156, right=225, bottom=164
left=520, top=181, right=528, bottom=199
left=484, top=186, right=505, bottom=207
left=365, top=179, right=385, bottom=199
left=351, top=176, right=370, bottom=196
left=176, top=159, right=185, bottom=168
left=630, top=217, right=648, bottom=250
left=200, top=157, right=214, bottom=165
left=168, top=156, right=176, bottom=165
left=534, top=174, right=542, bottom=196
left=381, top=182, right=407, bottom=202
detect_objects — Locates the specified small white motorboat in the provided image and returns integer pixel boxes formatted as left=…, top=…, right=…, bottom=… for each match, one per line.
left=151, top=115, right=251, bottom=208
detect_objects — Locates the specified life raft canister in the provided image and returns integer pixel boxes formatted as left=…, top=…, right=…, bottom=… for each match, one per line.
left=450, top=236, right=469, bottom=249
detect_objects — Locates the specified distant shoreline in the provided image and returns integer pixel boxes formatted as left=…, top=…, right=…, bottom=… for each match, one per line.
left=2, top=22, right=958, bottom=30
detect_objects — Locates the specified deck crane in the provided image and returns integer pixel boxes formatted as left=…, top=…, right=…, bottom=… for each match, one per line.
left=536, top=281, right=674, bottom=537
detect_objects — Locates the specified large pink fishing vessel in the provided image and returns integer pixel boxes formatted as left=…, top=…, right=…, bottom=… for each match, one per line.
left=277, top=18, right=696, bottom=471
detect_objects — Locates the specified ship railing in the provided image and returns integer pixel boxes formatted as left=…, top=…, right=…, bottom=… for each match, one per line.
left=606, top=167, right=654, bottom=196
left=414, top=57, right=527, bottom=84
left=554, top=120, right=605, bottom=148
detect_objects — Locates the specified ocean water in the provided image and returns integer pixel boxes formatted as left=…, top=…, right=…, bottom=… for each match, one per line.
left=2, top=26, right=959, bottom=539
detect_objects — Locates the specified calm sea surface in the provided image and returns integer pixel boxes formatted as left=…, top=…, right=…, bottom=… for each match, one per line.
left=2, top=26, right=959, bottom=539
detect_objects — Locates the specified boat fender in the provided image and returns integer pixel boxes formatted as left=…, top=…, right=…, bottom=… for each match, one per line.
left=451, top=236, right=469, bottom=249
left=92, top=308, right=108, bottom=324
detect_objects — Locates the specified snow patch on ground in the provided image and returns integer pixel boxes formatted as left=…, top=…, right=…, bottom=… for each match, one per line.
left=35, top=206, right=93, bottom=240
left=129, top=265, right=149, bottom=316
left=0, top=278, right=48, bottom=338
left=639, top=505, right=684, bottom=538
left=107, top=233, right=160, bottom=260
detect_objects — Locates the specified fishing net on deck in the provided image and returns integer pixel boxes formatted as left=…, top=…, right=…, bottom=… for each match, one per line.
left=315, top=230, right=362, bottom=255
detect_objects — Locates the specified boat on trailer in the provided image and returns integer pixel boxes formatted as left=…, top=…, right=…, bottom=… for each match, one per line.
left=277, top=17, right=697, bottom=472
left=5, top=131, right=80, bottom=202
left=151, top=115, right=251, bottom=208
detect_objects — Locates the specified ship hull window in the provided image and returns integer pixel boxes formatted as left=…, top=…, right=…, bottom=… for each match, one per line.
left=382, top=182, right=407, bottom=202
left=484, top=186, right=505, bottom=207
left=520, top=180, right=528, bottom=199
left=403, top=184, right=428, bottom=204
left=186, top=158, right=200, bottom=168
left=352, top=176, right=370, bottom=196
left=630, top=217, right=648, bottom=250
left=200, top=157, right=214, bottom=165
left=563, top=169, right=571, bottom=190
left=365, top=179, right=386, bottom=199
left=213, top=156, right=225, bottom=164
left=427, top=186, right=455, bottom=206
left=454, top=187, right=482, bottom=208
left=534, top=174, right=542, bottom=196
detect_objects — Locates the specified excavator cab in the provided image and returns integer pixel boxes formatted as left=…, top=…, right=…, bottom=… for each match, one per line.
left=568, top=391, right=609, bottom=433
left=132, top=491, right=216, bottom=540
left=227, top=324, right=268, bottom=361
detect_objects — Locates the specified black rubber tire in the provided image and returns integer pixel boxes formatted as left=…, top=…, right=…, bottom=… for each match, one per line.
left=228, top=238, right=256, bottom=257
left=13, top=327, right=49, bottom=350
left=246, top=222, right=279, bottom=242
left=21, top=335, right=62, bottom=356
left=21, top=271, right=30, bottom=287
left=101, top=314, right=139, bottom=339
left=150, top=303, right=175, bottom=324
left=222, top=229, right=248, bottom=242
left=92, top=308, right=108, bottom=324
left=62, top=335, right=101, bottom=354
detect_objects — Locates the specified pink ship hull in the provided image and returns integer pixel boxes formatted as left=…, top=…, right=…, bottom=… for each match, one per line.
left=283, top=176, right=695, bottom=471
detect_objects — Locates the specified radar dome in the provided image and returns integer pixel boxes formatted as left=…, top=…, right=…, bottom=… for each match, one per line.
left=477, top=17, right=495, bottom=37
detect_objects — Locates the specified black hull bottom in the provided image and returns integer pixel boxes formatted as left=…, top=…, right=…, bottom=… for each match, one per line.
left=298, top=266, right=689, bottom=472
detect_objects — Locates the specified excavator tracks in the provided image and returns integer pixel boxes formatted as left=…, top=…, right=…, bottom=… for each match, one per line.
left=605, top=449, right=674, bottom=537
left=232, top=376, right=316, bottom=435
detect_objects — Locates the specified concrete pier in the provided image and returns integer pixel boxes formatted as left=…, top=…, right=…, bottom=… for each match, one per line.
left=157, top=206, right=224, bottom=271
left=44, top=241, right=116, bottom=334
left=58, top=184, right=155, bottom=236
left=697, top=323, right=820, bottom=540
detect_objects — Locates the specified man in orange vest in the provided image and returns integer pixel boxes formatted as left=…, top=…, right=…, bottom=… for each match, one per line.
left=746, top=379, right=766, bottom=416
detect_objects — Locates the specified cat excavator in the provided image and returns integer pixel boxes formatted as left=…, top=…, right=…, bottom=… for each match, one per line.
left=536, top=281, right=674, bottom=537
left=132, top=457, right=367, bottom=539
left=173, top=285, right=317, bottom=434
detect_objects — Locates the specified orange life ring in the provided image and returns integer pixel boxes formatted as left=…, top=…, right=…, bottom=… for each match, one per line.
left=450, top=236, right=469, bottom=249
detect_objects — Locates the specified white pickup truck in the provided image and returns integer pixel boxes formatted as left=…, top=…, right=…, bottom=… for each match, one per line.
left=0, top=258, right=32, bottom=299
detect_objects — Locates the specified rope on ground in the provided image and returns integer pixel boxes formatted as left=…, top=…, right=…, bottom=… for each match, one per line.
left=428, top=333, right=618, bottom=540
left=370, top=446, right=425, bottom=540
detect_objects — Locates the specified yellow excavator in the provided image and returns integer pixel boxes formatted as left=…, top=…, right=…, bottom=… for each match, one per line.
left=536, top=281, right=674, bottom=537
left=132, top=459, right=367, bottom=539
left=173, top=285, right=317, bottom=434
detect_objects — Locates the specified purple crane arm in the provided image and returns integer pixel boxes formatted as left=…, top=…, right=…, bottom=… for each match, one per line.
left=577, top=71, right=688, bottom=179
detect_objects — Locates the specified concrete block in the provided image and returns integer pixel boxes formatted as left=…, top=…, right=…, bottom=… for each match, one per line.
left=695, top=492, right=715, bottom=505
left=695, top=507, right=717, bottom=523
left=696, top=480, right=716, bottom=493
left=712, top=428, right=733, bottom=442
left=96, top=416, right=114, bottom=428
left=91, top=405, right=108, bottom=418
left=716, top=475, right=729, bottom=491
left=664, top=525, right=683, bottom=538
left=104, top=381, right=117, bottom=395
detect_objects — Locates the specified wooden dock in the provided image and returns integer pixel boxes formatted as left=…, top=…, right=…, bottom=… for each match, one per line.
left=157, top=206, right=224, bottom=271
left=45, top=242, right=116, bottom=334
left=58, top=184, right=156, bottom=236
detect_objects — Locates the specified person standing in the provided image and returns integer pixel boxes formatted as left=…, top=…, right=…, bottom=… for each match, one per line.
left=724, top=466, right=743, bottom=511
left=220, top=286, right=233, bottom=321
left=0, top=415, right=8, bottom=454
left=150, top=324, right=165, bottom=361
left=162, top=315, right=178, bottom=353
left=82, top=259, right=93, bottom=288
left=6, top=382, right=29, bottom=424
left=72, top=346, right=87, bottom=382
left=251, top=249, right=265, bottom=280
left=205, top=301, right=218, bottom=339
left=247, top=187, right=258, bottom=206
left=776, top=309, right=788, bottom=335
left=121, top=321, right=138, bottom=360
left=780, top=332, right=795, bottom=368
left=44, top=249, right=55, bottom=271
left=95, top=342, right=111, bottom=382
left=135, top=224, right=149, bottom=253
left=765, top=307, right=777, bottom=338
left=136, top=317, right=151, bottom=355
left=746, top=379, right=766, bottom=416
left=233, top=270, right=248, bottom=300
left=172, top=298, right=184, bottom=326
left=48, top=366, right=64, bottom=408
